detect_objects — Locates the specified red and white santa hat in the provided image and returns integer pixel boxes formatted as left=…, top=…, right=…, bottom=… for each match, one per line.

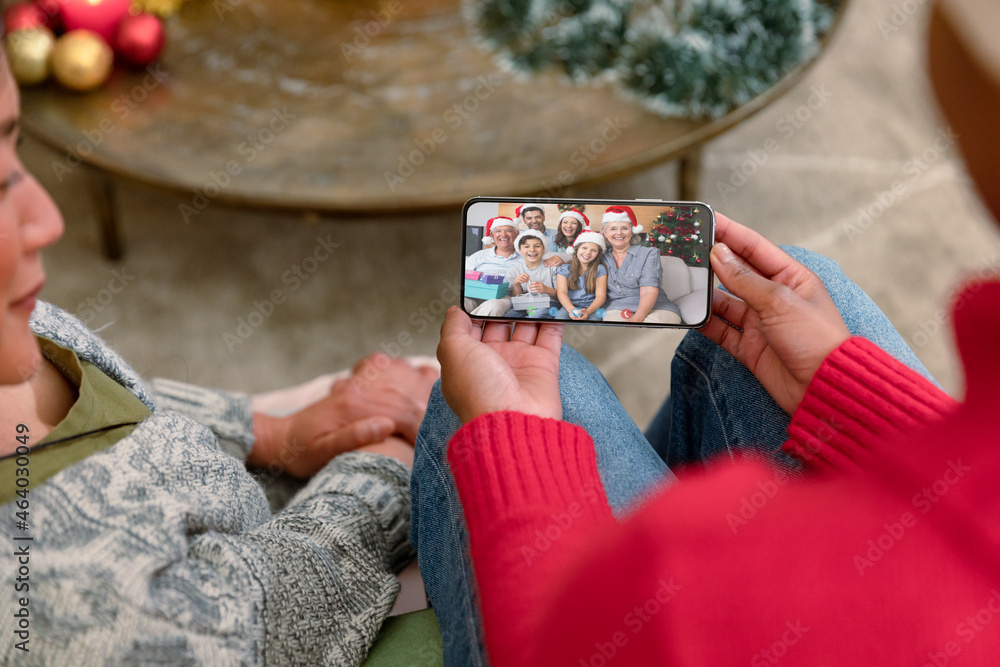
left=572, top=231, right=607, bottom=252
left=485, top=216, right=517, bottom=237
left=515, top=204, right=545, bottom=219
left=602, top=205, right=642, bottom=234
left=558, top=208, right=590, bottom=230
left=514, top=229, right=549, bottom=252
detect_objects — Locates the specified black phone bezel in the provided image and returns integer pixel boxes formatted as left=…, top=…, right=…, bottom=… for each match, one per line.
left=460, top=196, right=716, bottom=330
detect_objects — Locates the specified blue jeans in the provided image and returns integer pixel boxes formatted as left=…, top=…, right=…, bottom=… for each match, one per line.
left=553, top=306, right=602, bottom=321
left=409, top=247, right=935, bottom=666
left=502, top=308, right=551, bottom=319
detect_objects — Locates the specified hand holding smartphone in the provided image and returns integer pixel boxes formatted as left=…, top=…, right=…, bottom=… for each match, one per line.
left=461, top=197, right=715, bottom=328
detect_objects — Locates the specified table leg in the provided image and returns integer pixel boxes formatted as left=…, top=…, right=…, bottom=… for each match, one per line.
left=87, top=168, right=124, bottom=261
left=679, top=147, right=703, bottom=201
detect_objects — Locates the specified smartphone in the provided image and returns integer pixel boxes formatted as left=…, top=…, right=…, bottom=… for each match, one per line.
left=461, top=197, right=715, bottom=329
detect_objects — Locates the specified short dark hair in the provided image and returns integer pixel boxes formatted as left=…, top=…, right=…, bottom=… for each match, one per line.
left=518, top=234, right=544, bottom=249
left=521, top=206, right=544, bottom=218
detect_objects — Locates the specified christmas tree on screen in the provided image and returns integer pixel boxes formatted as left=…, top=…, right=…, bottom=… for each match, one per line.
left=557, top=203, right=588, bottom=214
left=647, top=206, right=705, bottom=264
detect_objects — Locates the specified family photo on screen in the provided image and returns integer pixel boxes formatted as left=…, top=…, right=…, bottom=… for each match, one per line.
left=463, top=201, right=713, bottom=326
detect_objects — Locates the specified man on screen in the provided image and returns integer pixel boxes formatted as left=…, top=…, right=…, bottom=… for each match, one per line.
left=464, top=217, right=521, bottom=312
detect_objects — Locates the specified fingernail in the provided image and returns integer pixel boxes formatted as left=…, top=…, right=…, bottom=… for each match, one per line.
left=713, top=243, right=733, bottom=261
left=368, top=419, right=390, bottom=441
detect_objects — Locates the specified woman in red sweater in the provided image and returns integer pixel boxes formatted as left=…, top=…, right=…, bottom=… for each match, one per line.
left=410, top=1, right=1000, bottom=664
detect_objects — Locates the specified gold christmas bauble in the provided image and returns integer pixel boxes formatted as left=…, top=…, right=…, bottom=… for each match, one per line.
left=51, top=30, right=114, bottom=92
left=4, top=27, right=56, bottom=86
left=133, top=0, right=192, bottom=17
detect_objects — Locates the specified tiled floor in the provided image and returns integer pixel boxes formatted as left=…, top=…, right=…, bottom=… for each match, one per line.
left=26, top=0, right=998, bottom=431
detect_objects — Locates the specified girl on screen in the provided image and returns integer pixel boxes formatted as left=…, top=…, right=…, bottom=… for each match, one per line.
left=554, top=232, right=608, bottom=321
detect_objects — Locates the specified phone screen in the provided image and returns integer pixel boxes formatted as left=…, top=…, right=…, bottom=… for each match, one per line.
left=462, top=198, right=714, bottom=328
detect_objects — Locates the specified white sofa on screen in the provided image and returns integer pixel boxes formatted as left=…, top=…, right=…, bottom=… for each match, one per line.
left=660, top=255, right=710, bottom=325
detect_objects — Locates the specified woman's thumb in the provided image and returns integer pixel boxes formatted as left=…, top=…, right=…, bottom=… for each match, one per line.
left=710, top=243, right=776, bottom=310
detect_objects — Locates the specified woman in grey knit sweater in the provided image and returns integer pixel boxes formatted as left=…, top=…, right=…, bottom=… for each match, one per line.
left=0, top=56, right=435, bottom=664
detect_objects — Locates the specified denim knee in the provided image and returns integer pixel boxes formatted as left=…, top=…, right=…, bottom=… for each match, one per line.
left=414, top=381, right=450, bottom=456
left=779, top=245, right=846, bottom=285
left=558, top=343, right=605, bottom=385
left=674, top=329, right=727, bottom=372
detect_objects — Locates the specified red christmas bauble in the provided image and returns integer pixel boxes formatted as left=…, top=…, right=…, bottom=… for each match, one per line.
left=33, top=0, right=64, bottom=32
left=114, top=13, right=164, bottom=67
left=60, top=0, right=130, bottom=43
left=4, top=3, right=47, bottom=34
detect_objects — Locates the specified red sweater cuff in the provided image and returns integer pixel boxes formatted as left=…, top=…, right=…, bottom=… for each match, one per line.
left=783, top=337, right=958, bottom=474
left=447, top=412, right=613, bottom=532
left=447, top=412, right=615, bottom=666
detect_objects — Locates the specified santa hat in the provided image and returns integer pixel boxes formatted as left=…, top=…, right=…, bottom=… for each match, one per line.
left=558, top=209, right=590, bottom=229
left=602, top=206, right=642, bottom=234
left=572, top=231, right=606, bottom=252
left=515, top=204, right=544, bottom=219
left=485, top=216, right=517, bottom=237
left=514, top=229, right=549, bottom=252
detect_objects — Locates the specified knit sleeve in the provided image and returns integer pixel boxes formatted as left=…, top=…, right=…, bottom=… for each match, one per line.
left=782, top=337, right=959, bottom=474
left=0, top=412, right=413, bottom=666
left=150, top=377, right=256, bottom=460
left=447, top=412, right=615, bottom=666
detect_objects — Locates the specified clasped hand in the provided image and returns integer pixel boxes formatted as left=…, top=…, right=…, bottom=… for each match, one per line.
left=249, top=354, right=438, bottom=477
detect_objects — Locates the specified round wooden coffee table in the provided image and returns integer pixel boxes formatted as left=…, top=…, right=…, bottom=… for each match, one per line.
left=20, top=0, right=847, bottom=258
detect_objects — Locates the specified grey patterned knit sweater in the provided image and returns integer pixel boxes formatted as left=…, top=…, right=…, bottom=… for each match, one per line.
left=1, top=302, right=415, bottom=665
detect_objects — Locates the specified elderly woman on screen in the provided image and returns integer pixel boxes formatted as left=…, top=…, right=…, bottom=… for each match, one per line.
left=601, top=206, right=682, bottom=324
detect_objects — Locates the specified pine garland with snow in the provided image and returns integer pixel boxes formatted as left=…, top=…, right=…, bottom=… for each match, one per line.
left=466, top=0, right=840, bottom=119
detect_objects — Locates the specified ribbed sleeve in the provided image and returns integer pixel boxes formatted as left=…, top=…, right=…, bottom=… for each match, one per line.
left=233, top=451, right=415, bottom=664
left=284, top=451, right=415, bottom=574
left=447, top=412, right=614, bottom=666
left=151, top=377, right=256, bottom=460
left=783, top=337, right=958, bottom=474
left=0, top=413, right=415, bottom=666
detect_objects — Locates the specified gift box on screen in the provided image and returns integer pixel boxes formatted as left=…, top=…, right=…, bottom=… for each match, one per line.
left=480, top=274, right=505, bottom=284
left=465, top=270, right=483, bottom=280
left=465, top=279, right=508, bottom=299
left=510, top=294, right=552, bottom=310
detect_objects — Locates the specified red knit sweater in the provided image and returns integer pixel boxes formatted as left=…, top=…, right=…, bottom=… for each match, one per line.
left=447, top=282, right=1000, bottom=666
